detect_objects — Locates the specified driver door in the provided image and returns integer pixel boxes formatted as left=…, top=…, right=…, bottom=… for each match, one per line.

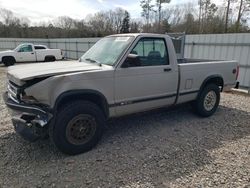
left=16, top=44, right=36, bottom=62
left=114, top=37, right=178, bottom=116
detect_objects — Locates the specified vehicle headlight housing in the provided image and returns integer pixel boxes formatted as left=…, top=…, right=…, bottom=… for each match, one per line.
left=21, top=94, right=38, bottom=104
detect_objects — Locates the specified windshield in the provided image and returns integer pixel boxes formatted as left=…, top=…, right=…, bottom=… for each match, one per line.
left=80, top=36, right=134, bottom=66
left=13, top=44, right=23, bottom=51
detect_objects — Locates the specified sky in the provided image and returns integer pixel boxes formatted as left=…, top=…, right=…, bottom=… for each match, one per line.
left=0, top=0, right=223, bottom=25
left=0, top=0, right=193, bottom=24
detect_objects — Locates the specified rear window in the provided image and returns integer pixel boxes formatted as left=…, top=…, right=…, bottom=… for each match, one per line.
left=35, top=46, right=46, bottom=50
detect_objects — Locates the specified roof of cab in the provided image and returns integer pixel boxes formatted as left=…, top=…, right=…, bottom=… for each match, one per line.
left=108, top=33, right=169, bottom=38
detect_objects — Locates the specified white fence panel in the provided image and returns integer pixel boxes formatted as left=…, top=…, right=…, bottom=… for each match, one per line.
left=48, top=38, right=100, bottom=59
left=1, top=34, right=250, bottom=90
left=0, top=37, right=100, bottom=60
left=185, top=33, right=250, bottom=89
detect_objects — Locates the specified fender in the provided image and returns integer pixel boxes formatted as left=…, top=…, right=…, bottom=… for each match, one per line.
left=2, top=55, right=16, bottom=61
left=1, top=56, right=16, bottom=66
left=198, top=74, right=224, bottom=97
left=53, top=89, right=110, bottom=118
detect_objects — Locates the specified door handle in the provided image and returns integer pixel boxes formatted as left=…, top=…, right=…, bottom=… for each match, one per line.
left=164, top=68, right=172, bottom=72
left=31, top=52, right=34, bottom=54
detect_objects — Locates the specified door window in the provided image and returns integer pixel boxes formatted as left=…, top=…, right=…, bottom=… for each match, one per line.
left=129, top=38, right=169, bottom=67
left=18, top=45, right=33, bottom=52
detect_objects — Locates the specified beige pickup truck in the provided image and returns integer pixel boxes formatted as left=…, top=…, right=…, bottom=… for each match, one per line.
left=3, top=33, right=238, bottom=155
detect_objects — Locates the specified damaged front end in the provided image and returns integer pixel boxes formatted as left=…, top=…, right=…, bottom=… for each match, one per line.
left=3, top=81, right=53, bottom=142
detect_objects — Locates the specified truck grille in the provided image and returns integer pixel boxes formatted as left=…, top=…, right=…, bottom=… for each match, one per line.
left=7, top=82, right=21, bottom=103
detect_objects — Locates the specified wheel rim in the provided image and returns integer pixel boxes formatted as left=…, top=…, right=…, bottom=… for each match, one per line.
left=203, top=91, right=217, bottom=111
left=66, top=114, right=97, bottom=145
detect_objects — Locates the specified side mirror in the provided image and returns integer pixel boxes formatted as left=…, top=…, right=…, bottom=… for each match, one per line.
left=122, top=54, right=141, bottom=68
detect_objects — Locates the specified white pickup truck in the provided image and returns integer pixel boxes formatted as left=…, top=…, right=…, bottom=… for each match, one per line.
left=3, top=33, right=238, bottom=155
left=0, top=43, right=63, bottom=66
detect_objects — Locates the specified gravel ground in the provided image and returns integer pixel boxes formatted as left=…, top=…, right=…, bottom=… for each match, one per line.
left=0, top=64, right=249, bottom=188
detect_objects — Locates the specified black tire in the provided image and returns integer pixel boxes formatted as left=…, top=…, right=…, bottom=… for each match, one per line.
left=49, top=100, right=105, bottom=155
left=44, top=56, right=56, bottom=62
left=2, top=56, right=16, bottom=66
left=193, top=84, right=220, bottom=117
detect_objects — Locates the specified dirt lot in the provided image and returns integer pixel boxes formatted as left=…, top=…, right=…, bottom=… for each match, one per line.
left=0, top=64, right=249, bottom=188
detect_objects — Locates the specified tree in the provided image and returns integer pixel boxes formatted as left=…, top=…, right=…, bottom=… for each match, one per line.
left=120, top=11, right=130, bottom=33
left=130, top=21, right=142, bottom=33
left=236, top=0, right=244, bottom=32
left=113, top=8, right=126, bottom=33
left=225, top=0, right=231, bottom=32
left=156, top=0, right=171, bottom=32
left=1, top=1, right=250, bottom=38
left=88, top=12, right=109, bottom=36
left=170, top=5, right=184, bottom=26
left=54, top=16, right=75, bottom=30
left=198, top=0, right=202, bottom=31
left=199, top=0, right=218, bottom=33
left=0, top=8, right=21, bottom=26
left=161, top=19, right=171, bottom=33
left=19, top=17, right=30, bottom=27
left=140, top=0, right=155, bottom=32
left=53, top=16, right=75, bottom=37
left=183, top=13, right=196, bottom=34
left=173, top=3, right=198, bottom=33
left=224, top=0, right=238, bottom=33
left=236, top=0, right=250, bottom=32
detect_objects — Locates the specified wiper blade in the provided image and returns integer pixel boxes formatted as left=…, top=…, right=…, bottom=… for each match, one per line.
left=85, top=58, right=102, bottom=66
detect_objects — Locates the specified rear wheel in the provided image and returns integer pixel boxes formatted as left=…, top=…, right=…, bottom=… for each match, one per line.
left=44, top=56, right=56, bottom=62
left=193, top=84, right=220, bottom=117
left=2, top=56, right=16, bottom=66
left=49, top=100, right=105, bottom=155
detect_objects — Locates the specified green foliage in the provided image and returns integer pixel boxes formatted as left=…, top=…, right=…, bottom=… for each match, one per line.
left=156, top=0, right=171, bottom=31
left=140, top=0, right=155, bottom=20
left=140, top=0, right=155, bottom=31
left=120, top=11, right=130, bottom=33
left=161, top=19, right=171, bottom=33
left=0, top=0, right=250, bottom=38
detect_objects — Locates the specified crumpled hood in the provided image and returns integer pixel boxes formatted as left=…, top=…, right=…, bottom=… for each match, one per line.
left=7, top=61, right=102, bottom=85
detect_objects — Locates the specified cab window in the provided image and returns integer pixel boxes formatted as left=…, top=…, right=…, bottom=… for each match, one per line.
left=35, top=46, right=46, bottom=50
left=18, top=45, right=33, bottom=52
left=129, top=38, right=169, bottom=67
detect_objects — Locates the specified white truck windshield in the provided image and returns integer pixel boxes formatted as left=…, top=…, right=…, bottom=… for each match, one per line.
left=80, top=36, right=134, bottom=66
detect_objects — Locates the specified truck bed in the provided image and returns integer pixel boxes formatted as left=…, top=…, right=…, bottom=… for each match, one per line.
left=176, top=59, right=237, bottom=104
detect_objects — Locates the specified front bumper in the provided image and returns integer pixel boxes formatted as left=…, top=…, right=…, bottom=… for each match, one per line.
left=3, top=92, right=52, bottom=141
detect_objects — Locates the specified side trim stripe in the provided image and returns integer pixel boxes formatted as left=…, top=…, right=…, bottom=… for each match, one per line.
left=132, top=93, right=176, bottom=104
left=109, top=90, right=198, bottom=108
left=179, top=90, right=199, bottom=96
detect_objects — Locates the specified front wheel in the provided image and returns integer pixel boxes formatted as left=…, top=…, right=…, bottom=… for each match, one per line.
left=193, top=84, right=220, bottom=117
left=49, top=100, right=105, bottom=155
left=2, top=57, right=16, bottom=66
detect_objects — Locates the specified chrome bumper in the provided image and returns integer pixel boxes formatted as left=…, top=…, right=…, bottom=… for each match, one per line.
left=3, top=92, right=52, bottom=141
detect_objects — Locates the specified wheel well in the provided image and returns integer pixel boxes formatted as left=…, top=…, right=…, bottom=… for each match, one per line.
left=55, top=91, right=109, bottom=118
left=45, top=56, right=56, bottom=61
left=201, top=76, right=224, bottom=91
left=2, top=56, right=16, bottom=61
